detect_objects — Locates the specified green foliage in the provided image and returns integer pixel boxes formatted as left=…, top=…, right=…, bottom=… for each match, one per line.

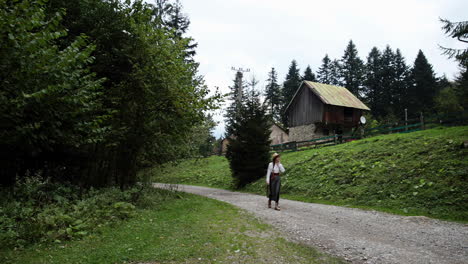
left=1, top=193, right=344, bottom=264
left=226, top=87, right=271, bottom=188
left=225, top=71, right=248, bottom=136
left=439, top=18, right=468, bottom=66
left=302, top=65, right=316, bottom=82
left=264, top=67, right=282, bottom=122
left=317, top=54, right=333, bottom=84
left=281, top=60, right=302, bottom=127
left=0, top=0, right=106, bottom=184
left=153, top=126, right=468, bottom=221
left=1, top=0, right=220, bottom=188
left=0, top=175, right=166, bottom=248
left=340, top=40, right=365, bottom=98
left=407, top=50, right=438, bottom=114
left=435, top=86, right=464, bottom=114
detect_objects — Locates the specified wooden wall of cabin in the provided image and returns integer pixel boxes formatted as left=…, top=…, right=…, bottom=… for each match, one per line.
left=288, top=85, right=324, bottom=127
left=323, top=106, right=362, bottom=127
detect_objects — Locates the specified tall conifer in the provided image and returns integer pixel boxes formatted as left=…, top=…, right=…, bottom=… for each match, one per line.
left=408, top=50, right=438, bottom=114
left=264, top=67, right=282, bottom=122
left=281, top=60, right=302, bottom=127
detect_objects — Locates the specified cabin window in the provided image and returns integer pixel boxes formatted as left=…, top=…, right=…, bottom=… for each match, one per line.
left=344, top=108, right=353, bottom=122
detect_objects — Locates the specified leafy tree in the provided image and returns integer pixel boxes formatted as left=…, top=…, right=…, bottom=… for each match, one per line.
left=317, top=54, right=333, bottom=84
left=226, top=84, right=271, bottom=188
left=0, top=0, right=106, bottom=185
left=186, top=114, right=217, bottom=158
left=302, top=65, right=316, bottom=81
left=435, top=86, right=464, bottom=114
left=281, top=60, right=302, bottom=127
left=407, top=50, right=438, bottom=114
left=264, top=67, right=282, bottom=122
left=340, top=40, right=365, bottom=98
left=2, top=0, right=220, bottom=188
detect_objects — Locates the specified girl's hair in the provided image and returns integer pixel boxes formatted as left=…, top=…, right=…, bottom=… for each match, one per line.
left=272, top=155, right=280, bottom=164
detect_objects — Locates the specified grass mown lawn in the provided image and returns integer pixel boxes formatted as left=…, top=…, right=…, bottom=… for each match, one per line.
left=1, top=191, right=343, bottom=264
left=149, top=126, right=468, bottom=222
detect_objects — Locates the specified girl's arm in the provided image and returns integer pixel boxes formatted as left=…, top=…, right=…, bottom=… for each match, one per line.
left=279, top=163, right=285, bottom=173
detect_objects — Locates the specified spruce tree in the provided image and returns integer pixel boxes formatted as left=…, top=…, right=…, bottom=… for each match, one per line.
left=379, top=46, right=396, bottom=117
left=226, top=84, right=271, bottom=188
left=317, top=54, right=332, bottom=84
left=225, top=71, right=247, bottom=135
left=264, top=67, right=282, bottom=122
left=330, top=59, right=343, bottom=86
left=440, top=18, right=468, bottom=110
left=408, top=50, right=438, bottom=114
left=281, top=60, right=302, bottom=127
left=340, top=40, right=365, bottom=98
left=392, top=49, right=411, bottom=115
left=302, top=65, right=316, bottom=81
left=364, top=47, right=384, bottom=117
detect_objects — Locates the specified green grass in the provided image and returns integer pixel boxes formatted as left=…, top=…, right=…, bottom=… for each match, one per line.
left=150, top=126, right=468, bottom=222
left=1, top=190, right=343, bottom=264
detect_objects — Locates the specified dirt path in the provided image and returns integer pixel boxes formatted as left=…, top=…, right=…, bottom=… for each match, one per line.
left=153, top=183, right=468, bottom=264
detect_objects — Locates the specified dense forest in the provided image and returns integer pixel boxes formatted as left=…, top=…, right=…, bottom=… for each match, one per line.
left=0, top=0, right=220, bottom=188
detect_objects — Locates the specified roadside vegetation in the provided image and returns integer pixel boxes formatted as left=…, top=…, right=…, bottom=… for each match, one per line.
left=1, top=188, right=343, bottom=264
left=151, top=126, right=468, bottom=222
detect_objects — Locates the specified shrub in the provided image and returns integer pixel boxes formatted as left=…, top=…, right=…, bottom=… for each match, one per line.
left=0, top=175, right=169, bottom=248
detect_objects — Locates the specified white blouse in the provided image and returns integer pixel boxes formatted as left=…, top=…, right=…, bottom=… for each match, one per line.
left=265, top=162, right=285, bottom=184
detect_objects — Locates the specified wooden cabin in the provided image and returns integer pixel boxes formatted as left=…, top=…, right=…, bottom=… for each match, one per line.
left=285, top=81, right=370, bottom=142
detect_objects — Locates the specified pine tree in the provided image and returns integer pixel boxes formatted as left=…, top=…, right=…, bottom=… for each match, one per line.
left=408, top=50, right=438, bottom=114
left=281, top=60, right=302, bottom=127
left=264, top=67, right=282, bottom=122
left=225, top=71, right=247, bottom=135
left=340, top=40, right=365, bottom=98
left=330, top=59, right=343, bottom=86
left=391, top=49, right=411, bottom=116
left=165, top=0, right=197, bottom=59
left=226, top=84, right=271, bottom=188
left=302, top=65, right=316, bottom=81
left=379, top=46, right=396, bottom=117
left=317, top=54, right=332, bottom=84
left=364, top=47, right=384, bottom=117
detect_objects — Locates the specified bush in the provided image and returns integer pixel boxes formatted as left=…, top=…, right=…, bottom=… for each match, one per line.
left=0, top=174, right=170, bottom=248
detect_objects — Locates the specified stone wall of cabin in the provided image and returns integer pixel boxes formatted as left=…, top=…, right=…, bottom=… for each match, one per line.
left=288, top=124, right=318, bottom=142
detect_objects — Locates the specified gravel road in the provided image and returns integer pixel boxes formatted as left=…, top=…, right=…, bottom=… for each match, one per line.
left=153, top=183, right=468, bottom=264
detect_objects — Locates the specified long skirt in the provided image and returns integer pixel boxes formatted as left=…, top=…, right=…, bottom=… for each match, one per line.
left=268, top=175, right=281, bottom=203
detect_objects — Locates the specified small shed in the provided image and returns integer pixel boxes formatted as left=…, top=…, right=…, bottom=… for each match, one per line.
left=285, top=81, right=370, bottom=142
left=270, top=123, right=289, bottom=145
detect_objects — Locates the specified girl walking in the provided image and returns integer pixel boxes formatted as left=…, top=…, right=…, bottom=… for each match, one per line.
left=266, top=153, right=285, bottom=210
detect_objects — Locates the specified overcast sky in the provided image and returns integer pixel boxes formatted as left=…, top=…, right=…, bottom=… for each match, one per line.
left=178, top=0, right=467, bottom=138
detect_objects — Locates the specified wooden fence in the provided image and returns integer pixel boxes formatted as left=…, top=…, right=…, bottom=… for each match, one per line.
left=270, top=111, right=467, bottom=153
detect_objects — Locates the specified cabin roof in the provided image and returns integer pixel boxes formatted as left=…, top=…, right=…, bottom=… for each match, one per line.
left=285, top=81, right=370, bottom=112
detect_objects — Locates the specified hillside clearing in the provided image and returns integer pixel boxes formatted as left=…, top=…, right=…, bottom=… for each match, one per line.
left=149, top=126, right=468, bottom=221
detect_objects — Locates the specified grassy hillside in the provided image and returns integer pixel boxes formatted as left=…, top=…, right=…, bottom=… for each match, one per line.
left=150, top=126, right=468, bottom=221
left=1, top=192, right=343, bottom=264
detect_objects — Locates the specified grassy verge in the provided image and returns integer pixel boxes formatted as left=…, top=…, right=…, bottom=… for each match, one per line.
left=1, top=190, right=343, bottom=264
left=150, top=126, right=468, bottom=222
